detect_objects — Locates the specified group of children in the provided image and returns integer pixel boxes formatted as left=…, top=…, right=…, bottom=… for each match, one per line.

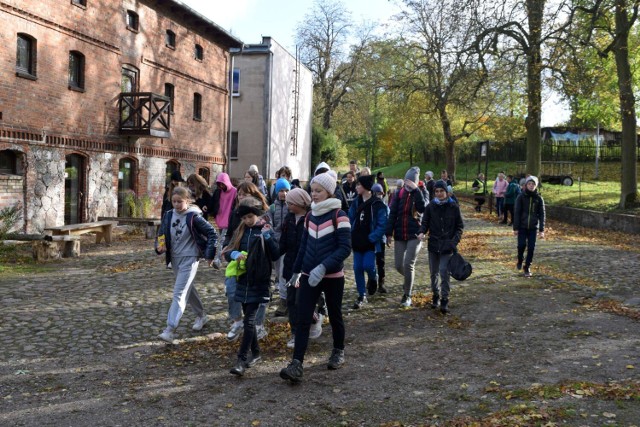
left=155, top=162, right=545, bottom=382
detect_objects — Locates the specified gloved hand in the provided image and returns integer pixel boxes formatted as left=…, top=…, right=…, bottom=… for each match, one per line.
left=287, top=272, right=301, bottom=287
left=308, top=264, right=326, bottom=287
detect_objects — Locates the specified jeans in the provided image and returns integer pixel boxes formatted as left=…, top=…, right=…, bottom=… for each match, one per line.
left=224, top=276, right=243, bottom=321
left=286, top=283, right=298, bottom=334
left=237, top=302, right=260, bottom=361
left=393, top=239, right=423, bottom=296
left=428, top=251, right=453, bottom=300
left=214, top=228, right=227, bottom=262
left=167, top=256, right=203, bottom=330
left=275, top=254, right=287, bottom=301
left=503, top=204, right=514, bottom=223
left=293, top=275, right=345, bottom=363
left=353, top=250, right=377, bottom=297
left=495, top=197, right=505, bottom=217
left=517, top=228, right=537, bottom=267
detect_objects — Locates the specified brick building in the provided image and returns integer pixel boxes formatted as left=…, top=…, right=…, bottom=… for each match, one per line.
left=0, top=0, right=242, bottom=233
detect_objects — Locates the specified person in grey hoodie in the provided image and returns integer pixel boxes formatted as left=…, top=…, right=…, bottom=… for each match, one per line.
left=156, top=186, right=217, bottom=343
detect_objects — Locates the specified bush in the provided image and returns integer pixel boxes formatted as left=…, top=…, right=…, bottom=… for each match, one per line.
left=0, top=202, right=23, bottom=240
left=122, top=191, right=159, bottom=218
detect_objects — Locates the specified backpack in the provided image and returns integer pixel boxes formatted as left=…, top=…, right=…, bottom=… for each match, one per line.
left=246, top=234, right=272, bottom=284
left=448, top=252, right=472, bottom=281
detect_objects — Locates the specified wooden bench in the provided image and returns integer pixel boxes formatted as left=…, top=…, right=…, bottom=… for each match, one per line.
left=45, top=220, right=118, bottom=244
left=98, top=216, right=161, bottom=239
left=4, top=233, right=82, bottom=260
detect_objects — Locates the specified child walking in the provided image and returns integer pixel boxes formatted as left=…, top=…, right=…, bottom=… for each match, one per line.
left=156, top=186, right=218, bottom=343
left=210, top=172, right=237, bottom=269
left=269, top=177, right=291, bottom=317
left=280, top=171, right=352, bottom=383
left=224, top=197, right=279, bottom=376
left=513, top=175, right=545, bottom=277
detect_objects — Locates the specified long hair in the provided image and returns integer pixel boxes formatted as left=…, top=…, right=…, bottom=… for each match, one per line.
left=164, top=181, right=183, bottom=201
left=186, top=173, right=212, bottom=199
left=223, top=196, right=267, bottom=255
left=237, top=182, right=268, bottom=210
left=245, top=169, right=260, bottom=186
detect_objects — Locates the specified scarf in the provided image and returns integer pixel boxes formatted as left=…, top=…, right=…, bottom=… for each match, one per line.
left=311, top=198, right=342, bottom=216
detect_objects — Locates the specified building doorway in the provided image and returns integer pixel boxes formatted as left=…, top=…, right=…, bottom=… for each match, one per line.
left=64, top=154, right=85, bottom=224
left=118, top=158, right=137, bottom=217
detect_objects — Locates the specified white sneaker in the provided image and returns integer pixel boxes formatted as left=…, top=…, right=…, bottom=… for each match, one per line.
left=227, top=320, right=243, bottom=341
left=192, top=315, right=209, bottom=331
left=158, top=328, right=175, bottom=343
left=286, top=336, right=295, bottom=348
left=256, top=325, right=268, bottom=340
left=402, top=297, right=412, bottom=307
left=309, top=314, right=323, bottom=339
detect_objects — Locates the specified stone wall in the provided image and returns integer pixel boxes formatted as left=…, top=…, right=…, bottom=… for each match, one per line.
left=546, top=205, right=640, bottom=235
left=28, top=147, right=65, bottom=233
left=87, top=153, right=117, bottom=222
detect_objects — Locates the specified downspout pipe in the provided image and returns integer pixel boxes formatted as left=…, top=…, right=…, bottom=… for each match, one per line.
left=228, top=47, right=241, bottom=175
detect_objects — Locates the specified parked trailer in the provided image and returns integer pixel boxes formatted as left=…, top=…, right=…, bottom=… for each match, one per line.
left=516, top=161, right=575, bottom=186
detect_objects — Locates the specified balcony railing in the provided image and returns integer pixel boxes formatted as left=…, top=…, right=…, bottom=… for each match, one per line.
left=118, top=92, right=171, bottom=138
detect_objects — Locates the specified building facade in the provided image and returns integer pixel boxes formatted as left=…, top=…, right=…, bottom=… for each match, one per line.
left=0, top=0, right=241, bottom=233
left=228, top=37, right=313, bottom=184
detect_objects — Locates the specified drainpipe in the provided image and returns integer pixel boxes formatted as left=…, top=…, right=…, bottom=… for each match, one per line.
left=228, top=48, right=241, bottom=175
left=264, top=45, right=274, bottom=180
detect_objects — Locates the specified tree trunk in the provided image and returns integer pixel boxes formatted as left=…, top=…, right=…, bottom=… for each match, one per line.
left=439, top=107, right=457, bottom=181
left=614, top=0, right=638, bottom=208
left=525, top=0, right=544, bottom=177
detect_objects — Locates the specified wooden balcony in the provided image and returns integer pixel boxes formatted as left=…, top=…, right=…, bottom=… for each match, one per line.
left=118, top=92, right=171, bottom=138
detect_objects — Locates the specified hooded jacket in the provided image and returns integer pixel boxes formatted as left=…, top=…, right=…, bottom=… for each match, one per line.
left=420, top=198, right=464, bottom=254
left=348, top=194, right=388, bottom=253
left=158, top=206, right=217, bottom=266
left=385, top=186, right=426, bottom=241
left=513, top=190, right=545, bottom=231
left=212, top=173, right=237, bottom=229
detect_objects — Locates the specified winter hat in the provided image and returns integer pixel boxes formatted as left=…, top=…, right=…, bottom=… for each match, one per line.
left=404, top=166, right=420, bottom=184
left=275, top=177, right=291, bottom=194
left=170, top=170, right=185, bottom=182
left=248, top=164, right=259, bottom=173
left=395, top=179, right=404, bottom=188
left=285, top=188, right=311, bottom=208
left=311, top=171, right=337, bottom=195
left=314, top=161, right=331, bottom=175
left=525, top=175, right=539, bottom=186
left=236, top=196, right=266, bottom=217
left=357, top=175, right=374, bottom=191
left=425, top=171, right=434, bottom=179
left=371, top=183, right=384, bottom=194
left=434, top=180, right=448, bottom=191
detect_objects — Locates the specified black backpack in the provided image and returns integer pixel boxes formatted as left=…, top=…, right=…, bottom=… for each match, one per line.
left=448, top=252, right=472, bottom=281
left=246, top=235, right=272, bottom=284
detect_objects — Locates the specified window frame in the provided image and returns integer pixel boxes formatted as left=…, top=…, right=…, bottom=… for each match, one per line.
left=165, top=30, right=176, bottom=49
left=193, top=93, right=202, bottom=121
left=16, top=33, right=37, bottom=80
left=68, top=51, right=85, bottom=92
left=230, top=131, right=239, bottom=159
left=164, top=83, right=175, bottom=114
left=126, top=10, right=139, bottom=32
left=71, top=0, right=87, bottom=8
left=195, top=44, right=204, bottom=61
left=232, top=68, right=240, bottom=96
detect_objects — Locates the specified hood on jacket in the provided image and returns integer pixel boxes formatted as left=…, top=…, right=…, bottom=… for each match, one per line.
left=314, top=162, right=331, bottom=175
left=216, top=172, right=233, bottom=192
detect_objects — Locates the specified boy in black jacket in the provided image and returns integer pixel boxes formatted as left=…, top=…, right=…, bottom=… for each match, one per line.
left=513, top=175, right=545, bottom=277
left=419, top=180, right=464, bottom=314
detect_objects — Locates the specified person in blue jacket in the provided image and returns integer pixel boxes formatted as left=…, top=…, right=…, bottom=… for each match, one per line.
left=280, top=170, right=352, bottom=383
left=156, top=186, right=217, bottom=343
left=513, top=175, right=545, bottom=277
left=223, top=196, right=280, bottom=376
left=348, top=175, right=388, bottom=308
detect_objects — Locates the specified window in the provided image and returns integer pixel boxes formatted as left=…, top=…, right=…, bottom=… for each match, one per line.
left=193, top=93, right=202, bottom=120
left=230, top=132, right=238, bottom=159
left=16, top=33, right=37, bottom=78
left=165, top=30, right=176, bottom=48
left=198, top=167, right=210, bottom=184
left=195, top=44, right=204, bottom=61
left=232, top=68, right=240, bottom=96
left=0, top=150, right=18, bottom=174
left=165, top=161, right=180, bottom=185
left=71, top=0, right=87, bottom=7
left=126, top=10, right=139, bottom=31
left=69, top=51, right=85, bottom=90
left=164, top=83, right=175, bottom=113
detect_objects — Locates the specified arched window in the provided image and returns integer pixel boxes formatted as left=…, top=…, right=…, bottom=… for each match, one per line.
left=0, top=150, right=18, bottom=174
left=195, top=44, right=204, bottom=60
left=16, top=33, right=37, bottom=78
left=69, top=50, right=85, bottom=90
left=193, top=93, right=202, bottom=120
left=165, top=161, right=180, bottom=185
left=198, top=167, right=210, bottom=184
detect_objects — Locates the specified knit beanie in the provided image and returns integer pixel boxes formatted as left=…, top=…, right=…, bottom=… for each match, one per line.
left=434, top=180, right=448, bottom=191
left=425, top=171, right=434, bottom=179
left=357, top=175, right=374, bottom=191
left=248, top=164, right=259, bottom=173
left=404, top=166, right=420, bottom=184
left=525, top=175, right=539, bottom=186
left=285, top=188, right=311, bottom=208
left=396, top=179, right=404, bottom=187
left=314, top=161, right=331, bottom=175
left=371, top=183, right=384, bottom=194
left=236, top=196, right=266, bottom=217
left=275, top=177, right=291, bottom=194
left=311, top=171, right=337, bottom=195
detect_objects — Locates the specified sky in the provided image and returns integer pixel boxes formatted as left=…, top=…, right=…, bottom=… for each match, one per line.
left=180, top=0, right=569, bottom=126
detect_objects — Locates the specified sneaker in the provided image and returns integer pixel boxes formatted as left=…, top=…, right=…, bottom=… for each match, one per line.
left=516, top=261, right=523, bottom=270
left=440, top=298, right=449, bottom=314
left=274, top=299, right=288, bottom=317
left=524, top=266, right=532, bottom=278
left=430, top=293, right=440, bottom=309
left=327, top=348, right=345, bottom=370
left=401, top=295, right=412, bottom=307
left=192, top=314, right=209, bottom=331
left=352, top=295, right=367, bottom=309
left=246, top=352, right=262, bottom=368
left=227, top=320, right=244, bottom=341
left=158, top=328, right=175, bottom=343
left=286, top=336, right=296, bottom=348
left=212, top=258, right=221, bottom=270
left=256, top=325, right=268, bottom=340
left=309, top=314, right=323, bottom=339
left=230, top=358, right=246, bottom=376
left=280, top=359, right=304, bottom=383
left=367, top=277, right=378, bottom=295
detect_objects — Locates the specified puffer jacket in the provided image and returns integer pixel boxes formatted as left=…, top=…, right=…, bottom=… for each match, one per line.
left=385, top=187, right=426, bottom=241
left=224, top=225, right=279, bottom=304
left=513, top=190, right=545, bottom=231
left=279, top=211, right=306, bottom=281
left=269, top=199, right=289, bottom=242
left=158, top=207, right=217, bottom=266
left=420, top=198, right=464, bottom=254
